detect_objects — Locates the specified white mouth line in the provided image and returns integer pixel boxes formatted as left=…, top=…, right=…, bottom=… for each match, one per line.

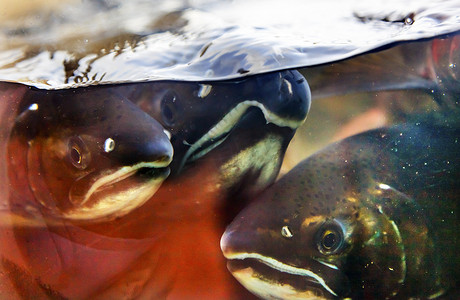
left=226, top=252, right=337, bottom=297
left=189, top=134, right=229, bottom=163
left=81, top=160, right=169, bottom=205
left=179, top=100, right=303, bottom=171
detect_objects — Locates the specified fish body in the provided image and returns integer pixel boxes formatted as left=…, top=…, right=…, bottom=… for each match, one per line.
left=304, top=32, right=460, bottom=104
left=221, top=119, right=460, bottom=299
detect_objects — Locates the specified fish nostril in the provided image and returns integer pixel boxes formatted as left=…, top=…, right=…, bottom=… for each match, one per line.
left=281, top=78, right=293, bottom=96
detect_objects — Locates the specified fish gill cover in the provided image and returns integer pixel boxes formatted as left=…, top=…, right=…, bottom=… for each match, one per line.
left=0, top=0, right=458, bottom=89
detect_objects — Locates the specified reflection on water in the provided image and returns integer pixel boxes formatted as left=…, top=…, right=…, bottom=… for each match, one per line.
left=0, top=0, right=459, bottom=88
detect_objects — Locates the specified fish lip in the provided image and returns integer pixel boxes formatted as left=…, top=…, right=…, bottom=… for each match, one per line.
left=227, top=259, right=331, bottom=300
left=76, top=161, right=170, bottom=205
left=224, top=253, right=338, bottom=297
left=178, top=100, right=304, bottom=172
left=66, top=162, right=170, bottom=221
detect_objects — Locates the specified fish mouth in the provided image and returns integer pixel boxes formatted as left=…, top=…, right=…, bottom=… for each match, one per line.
left=178, top=100, right=305, bottom=172
left=67, top=161, right=170, bottom=221
left=223, top=252, right=337, bottom=299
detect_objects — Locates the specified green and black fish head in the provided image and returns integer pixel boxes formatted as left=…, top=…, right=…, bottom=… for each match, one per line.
left=8, top=87, right=173, bottom=222
left=221, top=127, right=446, bottom=299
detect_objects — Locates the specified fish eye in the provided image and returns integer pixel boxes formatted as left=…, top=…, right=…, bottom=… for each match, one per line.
left=68, top=137, right=90, bottom=169
left=316, top=221, right=345, bottom=255
left=322, top=230, right=339, bottom=250
left=71, top=147, right=82, bottom=164
left=161, top=91, right=179, bottom=126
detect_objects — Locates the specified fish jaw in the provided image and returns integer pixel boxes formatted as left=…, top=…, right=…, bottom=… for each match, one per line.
left=179, top=71, right=311, bottom=172
left=230, top=266, right=329, bottom=300
left=66, top=161, right=171, bottom=221
left=182, top=82, right=310, bottom=212
left=178, top=99, right=306, bottom=172
left=222, top=250, right=338, bottom=299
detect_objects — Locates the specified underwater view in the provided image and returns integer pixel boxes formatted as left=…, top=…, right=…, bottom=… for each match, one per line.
left=0, top=0, right=459, bottom=299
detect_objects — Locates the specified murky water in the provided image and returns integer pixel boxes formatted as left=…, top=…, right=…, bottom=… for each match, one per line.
left=0, top=1, right=459, bottom=299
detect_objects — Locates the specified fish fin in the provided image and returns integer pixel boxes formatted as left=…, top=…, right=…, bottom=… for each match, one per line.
left=303, top=41, right=437, bottom=100
left=1, top=257, right=66, bottom=300
left=370, top=184, right=443, bottom=296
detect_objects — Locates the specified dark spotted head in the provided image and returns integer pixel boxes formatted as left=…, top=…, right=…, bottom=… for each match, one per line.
left=220, top=129, right=431, bottom=299
left=8, top=87, right=173, bottom=221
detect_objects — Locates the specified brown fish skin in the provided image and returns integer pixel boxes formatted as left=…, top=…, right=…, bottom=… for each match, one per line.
left=1, top=83, right=174, bottom=299
left=7, top=85, right=173, bottom=221
left=222, top=120, right=460, bottom=299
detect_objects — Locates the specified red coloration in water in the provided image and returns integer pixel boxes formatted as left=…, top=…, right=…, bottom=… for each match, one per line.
left=86, top=159, right=253, bottom=299
left=0, top=83, right=254, bottom=298
left=332, top=107, right=388, bottom=142
left=2, top=137, right=254, bottom=299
